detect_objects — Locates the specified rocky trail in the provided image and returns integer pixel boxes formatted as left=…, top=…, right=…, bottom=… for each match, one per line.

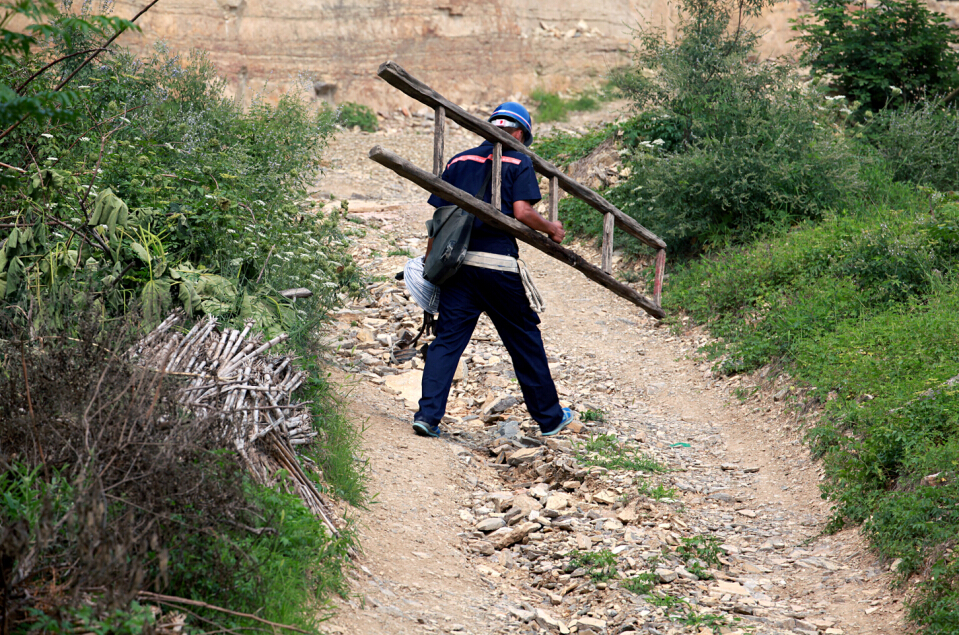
left=316, top=109, right=907, bottom=635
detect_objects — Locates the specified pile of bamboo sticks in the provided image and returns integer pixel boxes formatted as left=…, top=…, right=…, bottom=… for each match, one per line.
left=131, top=312, right=340, bottom=537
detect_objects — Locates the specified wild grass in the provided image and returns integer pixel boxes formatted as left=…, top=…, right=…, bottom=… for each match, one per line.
left=667, top=186, right=959, bottom=632
left=530, top=88, right=604, bottom=122
left=577, top=434, right=666, bottom=472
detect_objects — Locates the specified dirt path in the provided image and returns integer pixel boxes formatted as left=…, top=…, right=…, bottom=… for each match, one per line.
left=319, top=113, right=906, bottom=635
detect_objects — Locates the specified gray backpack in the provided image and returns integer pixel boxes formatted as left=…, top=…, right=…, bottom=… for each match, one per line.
left=422, top=167, right=492, bottom=285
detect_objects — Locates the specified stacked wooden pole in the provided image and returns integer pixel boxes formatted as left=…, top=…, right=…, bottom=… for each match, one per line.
left=131, top=312, right=339, bottom=537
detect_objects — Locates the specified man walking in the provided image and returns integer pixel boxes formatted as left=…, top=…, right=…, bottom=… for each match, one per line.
left=413, top=102, right=575, bottom=438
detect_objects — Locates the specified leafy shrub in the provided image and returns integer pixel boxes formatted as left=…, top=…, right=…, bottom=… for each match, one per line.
left=669, top=187, right=959, bottom=372
left=0, top=2, right=367, bottom=632
left=0, top=0, right=134, bottom=129
left=566, top=549, right=618, bottom=581
left=0, top=38, right=359, bottom=339
left=533, top=123, right=616, bottom=168
left=337, top=101, right=378, bottom=132
left=794, top=0, right=959, bottom=112
left=601, top=0, right=863, bottom=251
left=865, top=103, right=959, bottom=191
left=666, top=185, right=959, bottom=633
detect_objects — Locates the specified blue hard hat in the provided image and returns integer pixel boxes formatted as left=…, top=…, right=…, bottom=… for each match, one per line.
left=489, top=102, right=533, bottom=146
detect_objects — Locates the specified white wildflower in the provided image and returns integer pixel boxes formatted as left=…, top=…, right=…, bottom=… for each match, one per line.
left=40, top=133, right=53, bottom=139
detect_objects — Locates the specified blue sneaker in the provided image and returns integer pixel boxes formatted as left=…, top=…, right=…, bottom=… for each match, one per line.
left=541, top=407, right=575, bottom=437
left=412, top=419, right=442, bottom=438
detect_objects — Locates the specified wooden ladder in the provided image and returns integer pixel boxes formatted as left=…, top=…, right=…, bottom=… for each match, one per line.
left=368, top=61, right=667, bottom=320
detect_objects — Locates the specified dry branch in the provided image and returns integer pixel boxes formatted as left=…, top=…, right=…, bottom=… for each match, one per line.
left=131, top=313, right=339, bottom=537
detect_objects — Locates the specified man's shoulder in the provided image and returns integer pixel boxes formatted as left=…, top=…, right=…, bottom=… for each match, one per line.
left=449, top=143, right=492, bottom=161
left=502, top=147, right=533, bottom=168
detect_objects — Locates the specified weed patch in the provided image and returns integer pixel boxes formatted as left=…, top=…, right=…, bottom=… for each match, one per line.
left=577, top=434, right=666, bottom=472
left=338, top=101, right=379, bottom=132
left=566, top=549, right=618, bottom=581
left=530, top=88, right=603, bottom=122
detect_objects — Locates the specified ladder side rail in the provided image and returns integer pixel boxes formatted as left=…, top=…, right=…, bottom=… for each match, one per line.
left=432, top=105, right=446, bottom=176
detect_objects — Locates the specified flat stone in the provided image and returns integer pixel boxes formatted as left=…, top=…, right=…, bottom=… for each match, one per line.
left=714, top=580, right=750, bottom=596
left=603, top=518, right=624, bottom=531
left=721, top=463, right=738, bottom=471
left=617, top=503, right=639, bottom=523
left=476, top=517, right=506, bottom=532
left=737, top=509, right=758, bottom=518
left=485, top=395, right=519, bottom=415
left=382, top=370, right=423, bottom=410
left=534, top=608, right=568, bottom=632
left=491, top=521, right=539, bottom=550
left=509, top=607, right=535, bottom=623
left=562, top=480, right=581, bottom=490
left=491, top=420, right=521, bottom=442
left=593, top=489, right=619, bottom=505
left=655, top=568, right=677, bottom=583
left=453, top=358, right=468, bottom=382
left=743, top=466, right=761, bottom=473
left=507, top=447, right=545, bottom=465
left=707, top=492, right=736, bottom=503
left=488, top=491, right=514, bottom=512
left=530, top=482, right=551, bottom=499
left=577, top=616, right=607, bottom=629
left=470, top=540, right=495, bottom=556
left=545, top=493, right=570, bottom=511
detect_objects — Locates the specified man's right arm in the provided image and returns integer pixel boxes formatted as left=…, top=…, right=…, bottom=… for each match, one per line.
left=513, top=200, right=565, bottom=243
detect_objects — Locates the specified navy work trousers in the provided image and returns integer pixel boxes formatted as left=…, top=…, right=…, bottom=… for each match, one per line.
left=416, top=265, right=563, bottom=431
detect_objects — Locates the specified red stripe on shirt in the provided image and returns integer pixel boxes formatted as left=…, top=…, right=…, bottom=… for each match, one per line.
left=447, top=154, right=522, bottom=167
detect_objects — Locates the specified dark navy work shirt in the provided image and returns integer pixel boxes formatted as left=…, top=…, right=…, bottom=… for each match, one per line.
left=428, top=141, right=542, bottom=257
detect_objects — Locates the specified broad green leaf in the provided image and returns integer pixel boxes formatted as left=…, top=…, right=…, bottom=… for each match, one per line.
left=141, top=279, right=171, bottom=326
left=5, top=256, right=23, bottom=297
left=130, top=241, right=151, bottom=264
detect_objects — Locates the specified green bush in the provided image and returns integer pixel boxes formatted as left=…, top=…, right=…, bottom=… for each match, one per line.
left=337, top=101, right=378, bottom=132
left=666, top=186, right=959, bottom=633
left=0, top=2, right=367, bottom=632
left=602, top=0, right=863, bottom=251
left=0, top=38, right=360, bottom=338
left=865, top=103, right=959, bottom=191
left=533, top=123, right=616, bottom=168
left=668, top=185, right=959, bottom=371
left=793, top=0, right=959, bottom=112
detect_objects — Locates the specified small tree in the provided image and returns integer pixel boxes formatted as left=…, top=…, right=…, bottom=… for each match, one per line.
left=611, top=0, right=780, bottom=144
left=603, top=0, right=861, bottom=251
left=793, top=0, right=959, bottom=111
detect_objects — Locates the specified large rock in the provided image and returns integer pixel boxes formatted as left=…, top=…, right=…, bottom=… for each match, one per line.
left=383, top=370, right=423, bottom=411
left=507, top=446, right=545, bottom=465
left=490, top=521, right=540, bottom=550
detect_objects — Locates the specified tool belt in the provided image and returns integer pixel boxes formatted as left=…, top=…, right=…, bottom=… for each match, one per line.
left=462, top=251, right=545, bottom=313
